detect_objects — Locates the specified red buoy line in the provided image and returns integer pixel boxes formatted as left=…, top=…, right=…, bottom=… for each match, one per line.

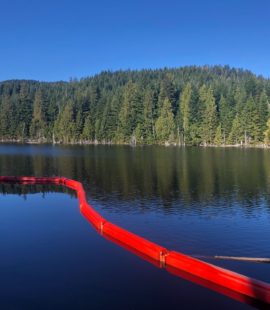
left=0, top=176, right=269, bottom=306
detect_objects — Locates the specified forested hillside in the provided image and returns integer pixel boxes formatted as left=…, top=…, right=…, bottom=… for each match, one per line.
left=1, top=66, right=270, bottom=146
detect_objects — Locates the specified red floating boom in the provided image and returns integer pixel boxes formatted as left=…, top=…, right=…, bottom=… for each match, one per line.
left=0, top=176, right=269, bottom=306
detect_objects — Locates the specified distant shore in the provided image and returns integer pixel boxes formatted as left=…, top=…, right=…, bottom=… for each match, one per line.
left=1, top=139, right=270, bottom=149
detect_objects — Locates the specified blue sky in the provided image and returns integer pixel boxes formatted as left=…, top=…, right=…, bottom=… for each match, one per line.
left=0, top=0, right=269, bottom=81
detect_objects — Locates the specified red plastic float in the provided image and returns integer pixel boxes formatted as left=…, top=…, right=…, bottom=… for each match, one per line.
left=0, top=176, right=269, bottom=306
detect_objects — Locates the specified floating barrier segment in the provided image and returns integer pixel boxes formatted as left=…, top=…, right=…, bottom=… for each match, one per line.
left=0, top=176, right=269, bottom=306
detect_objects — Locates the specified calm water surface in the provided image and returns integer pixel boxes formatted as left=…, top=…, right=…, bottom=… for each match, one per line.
left=0, top=144, right=269, bottom=309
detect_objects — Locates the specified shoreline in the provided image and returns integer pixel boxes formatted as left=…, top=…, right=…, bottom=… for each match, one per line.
left=1, top=139, right=270, bottom=149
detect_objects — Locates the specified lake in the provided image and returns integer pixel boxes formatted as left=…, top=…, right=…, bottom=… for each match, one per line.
left=0, top=144, right=269, bottom=309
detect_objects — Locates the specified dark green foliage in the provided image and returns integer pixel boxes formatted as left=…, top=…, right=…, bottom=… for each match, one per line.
left=30, top=89, right=47, bottom=140
left=155, top=98, right=175, bottom=142
left=264, top=118, right=270, bottom=145
left=178, top=82, right=192, bottom=144
left=242, top=96, right=261, bottom=143
left=117, top=81, right=142, bottom=143
left=219, top=95, right=234, bottom=143
left=214, top=124, right=223, bottom=146
left=199, top=85, right=218, bottom=145
left=0, top=66, right=269, bottom=145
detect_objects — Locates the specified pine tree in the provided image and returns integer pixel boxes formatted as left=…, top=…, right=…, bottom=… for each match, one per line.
left=155, top=98, right=175, bottom=143
left=157, top=74, right=177, bottom=114
left=142, top=89, right=155, bottom=143
left=214, top=124, right=223, bottom=146
left=243, top=96, right=261, bottom=144
left=234, top=87, right=247, bottom=114
left=0, top=96, right=14, bottom=139
left=179, top=83, right=192, bottom=144
left=219, top=95, right=233, bottom=144
left=134, top=123, right=144, bottom=144
left=264, top=118, right=270, bottom=145
left=30, top=89, right=46, bottom=140
left=82, top=114, right=94, bottom=141
left=54, top=101, right=76, bottom=143
left=117, top=81, right=141, bottom=142
left=228, top=115, right=244, bottom=144
left=258, top=90, right=269, bottom=141
left=74, top=109, right=83, bottom=141
left=17, top=83, right=33, bottom=139
left=101, top=94, right=121, bottom=142
left=199, top=85, right=217, bottom=145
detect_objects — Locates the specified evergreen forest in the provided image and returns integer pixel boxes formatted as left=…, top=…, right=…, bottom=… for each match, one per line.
left=1, top=65, right=270, bottom=146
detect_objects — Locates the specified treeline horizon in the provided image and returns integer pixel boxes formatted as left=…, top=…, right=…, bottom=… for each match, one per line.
left=1, top=65, right=270, bottom=146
